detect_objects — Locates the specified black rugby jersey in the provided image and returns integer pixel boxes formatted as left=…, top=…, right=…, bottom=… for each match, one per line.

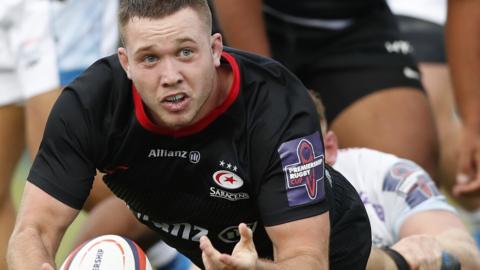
left=29, top=48, right=369, bottom=268
left=264, top=0, right=385, bottom=19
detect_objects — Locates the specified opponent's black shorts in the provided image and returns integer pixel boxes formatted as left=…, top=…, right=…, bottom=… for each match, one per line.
left=326, top=166, right=371, bottom=270
left=265, top=2, right=424, bottom=123
left=396, top=15, right=446, bottom=63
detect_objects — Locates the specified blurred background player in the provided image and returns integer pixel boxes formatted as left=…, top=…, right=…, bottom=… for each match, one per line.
left=447, top=0, right=480, bottom=196
left=387, top=0, right=480, bottom=246
left=446, top=0, right=480, bottom=246
left=0, top=0, right=59, bottom=269
left=212, top=0, right=440, bottom=180
left=3, top=1, right=131, bottom=267
left=387, top=0, right=458, bottom=194
left=51, top=0, right=119, bottom=87
left=309, top=91, right=480, bottom=270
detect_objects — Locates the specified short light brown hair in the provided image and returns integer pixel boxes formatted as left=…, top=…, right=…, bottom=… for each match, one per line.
left=308, top=90, right=328, bottom=134
left=118, top=0, right=213, bottom=45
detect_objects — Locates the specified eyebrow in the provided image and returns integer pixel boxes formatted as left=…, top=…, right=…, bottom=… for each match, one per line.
left=134, top=37, right=198, bottom=54
left=135, top=45, right=155, bottom=54
left=175, top=37, right=196, bottom=45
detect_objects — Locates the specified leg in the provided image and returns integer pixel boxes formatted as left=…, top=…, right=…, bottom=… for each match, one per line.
left=420, top=64, right=459, bottom=183
left=0, top=105, right=25, bottom=270
left=420, top=63, right=480, bottom=209
left=331, top=87, right=439, bottom=179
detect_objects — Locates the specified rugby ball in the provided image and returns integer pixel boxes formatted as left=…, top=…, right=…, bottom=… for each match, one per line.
left=59, top=235, right=152, bottom=270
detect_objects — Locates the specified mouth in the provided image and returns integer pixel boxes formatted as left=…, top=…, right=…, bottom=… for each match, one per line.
left=164, top=93, right=186, bottom=103
left=162, top=93, right=189, bottom=112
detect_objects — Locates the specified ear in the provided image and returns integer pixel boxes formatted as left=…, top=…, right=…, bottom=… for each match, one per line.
left=210, top=33, right=223, bottom=67
left=324, top=130, right=339, bottom=166
left=117, top=47, right=132, bottom=79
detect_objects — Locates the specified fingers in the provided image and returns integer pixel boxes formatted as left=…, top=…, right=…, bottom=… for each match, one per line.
left=200, top=235, right=227, bottom=270
left=453, top=179, right=480, bottom=196
left=218, top=253, right=238, bottom=267
left=200, top=235, right=222, bottom=259
left=456, top=147, right=474, bottom=185
left=200, top=224, right=258, bottom=270
left=238, top=223, right=253, bottom=246
left=219, top=223, right=255, bottom=267
left=454, top=133, right=480, bottom=196
left=392, top=235, right=442, bottom=270
left=454, top=145, right=480, bottom=196
left=199, top=224, right=258, bottom=270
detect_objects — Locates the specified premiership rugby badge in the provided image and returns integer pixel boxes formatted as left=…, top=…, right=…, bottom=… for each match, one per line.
left=278, top=132, right=325, bottom=206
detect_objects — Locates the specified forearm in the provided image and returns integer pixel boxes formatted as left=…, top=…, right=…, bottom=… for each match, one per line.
left=7, top=227, right=59, bottom=270
left=446, top=0, right=480, bottom=128
left=435, top=228, right=480, bottom=270
left=8, top=183, right=79, bottom=269
left=212, top=0, right=271, bottom=56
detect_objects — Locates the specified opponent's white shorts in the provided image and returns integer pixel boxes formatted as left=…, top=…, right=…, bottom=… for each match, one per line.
left=51, top=0, right=119, bottom=86
left=0, top=0, right=59, bottom=106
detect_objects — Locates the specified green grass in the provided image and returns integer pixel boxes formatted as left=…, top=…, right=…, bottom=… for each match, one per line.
left=11, top=155, right=87, bottom=266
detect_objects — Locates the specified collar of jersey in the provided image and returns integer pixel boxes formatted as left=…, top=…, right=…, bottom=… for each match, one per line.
left=132, top=51, right=240, bottom=137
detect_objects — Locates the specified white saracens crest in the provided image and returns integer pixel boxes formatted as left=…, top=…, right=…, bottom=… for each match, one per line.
left=210, top=161, right=249, bottom=201
left=212, top=170, right=244, bottom=189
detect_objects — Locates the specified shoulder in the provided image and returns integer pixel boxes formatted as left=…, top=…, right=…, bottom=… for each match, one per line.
left=64, top=55, right=131, bottom=109
left=224, top=47, right=316, bottom=123
left=68, top=55, right=126, bottom=90
left=224, top=47, right=305, bottom=93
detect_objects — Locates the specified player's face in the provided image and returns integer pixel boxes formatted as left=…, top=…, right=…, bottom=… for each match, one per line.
left=118, top=7, right=223, bottom=130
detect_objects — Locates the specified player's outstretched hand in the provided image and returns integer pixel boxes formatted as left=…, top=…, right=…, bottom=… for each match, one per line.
left=200, top=223, right=258, bottom=270
left=453, top=126, right=480, bottom=197
left=392, top=234, right=442, bottom=270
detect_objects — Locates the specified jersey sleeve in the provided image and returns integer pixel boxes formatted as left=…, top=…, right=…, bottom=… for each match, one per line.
left=28, top=89, right=97, bottom=209
left=251, top=67, right=329, bottom=226
left=381, top=160, right=456, bottom=242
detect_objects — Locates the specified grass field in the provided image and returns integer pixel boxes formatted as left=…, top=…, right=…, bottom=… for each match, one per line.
left=11, top=154, right=87, bottom=266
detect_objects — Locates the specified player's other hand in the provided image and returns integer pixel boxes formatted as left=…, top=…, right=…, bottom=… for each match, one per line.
left=200, top=223, right=258, bottom=270
left=392, top=234, right=442, bottom=270
left=453, top=126, right=480, bottom=197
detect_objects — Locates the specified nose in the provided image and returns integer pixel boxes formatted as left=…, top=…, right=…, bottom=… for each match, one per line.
left=159, top=58, right=183, bottom=88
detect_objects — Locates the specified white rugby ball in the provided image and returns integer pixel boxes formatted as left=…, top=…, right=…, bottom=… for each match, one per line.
left=59, top=235, right=152, bottom=270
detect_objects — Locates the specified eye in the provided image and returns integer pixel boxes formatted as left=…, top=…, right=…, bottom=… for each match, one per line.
left=179, top=48, right=193, bottom=58
left=143, top=55, right=158, bottom=64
